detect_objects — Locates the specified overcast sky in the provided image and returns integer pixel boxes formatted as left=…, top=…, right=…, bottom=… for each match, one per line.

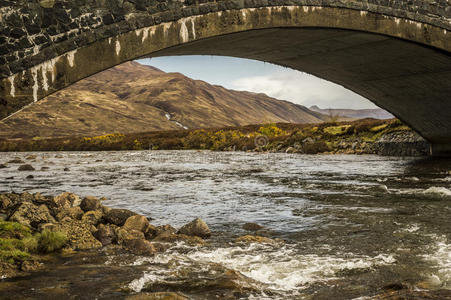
left=137, top=56, right=378, bottom=110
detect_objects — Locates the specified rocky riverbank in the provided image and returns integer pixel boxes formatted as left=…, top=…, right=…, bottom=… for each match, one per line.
left=0, top=192, right=215, bottom=277
left=0, top=119, right=431, bottom=157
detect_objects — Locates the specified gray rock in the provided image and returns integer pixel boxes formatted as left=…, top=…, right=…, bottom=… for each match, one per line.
left=81, top=210, right=103, bottom=226
left=18, top=164, right=34, bottom=171
left=55, top=206, right=84, bottom=221
left=93, top=223, right=117, bottom=246
left=242, top=222, right=264, bottom=231
left=9, top=202, right=55, bottom=228
left=177, top=218, right=211, bottom=238
left=105, top=208, right=137, bottom=226
left=123, top=215, right=150, bottom=233
left=80, top=196, right=101, bottom=212
left=123, top=238, right=157, bottom=255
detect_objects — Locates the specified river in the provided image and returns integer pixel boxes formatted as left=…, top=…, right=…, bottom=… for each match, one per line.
left=1, top=151, right=450, bottom=299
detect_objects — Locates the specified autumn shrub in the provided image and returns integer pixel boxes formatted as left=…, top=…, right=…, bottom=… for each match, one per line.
left=258, top=124, right=287, bottom=137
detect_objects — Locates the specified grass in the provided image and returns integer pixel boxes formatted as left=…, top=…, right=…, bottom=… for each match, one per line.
left=370, top=124, right=388, bottom=132
left=0, top=221, right=67, bottom=264
left=323, top=125, right=352, bottom=136
left=0, top=220, right=31, bottom=239
left=36, top=230, right=67, bottom=253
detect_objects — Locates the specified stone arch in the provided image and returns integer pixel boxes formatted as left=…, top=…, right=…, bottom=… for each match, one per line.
left=0, top=4, right=450, bottom=154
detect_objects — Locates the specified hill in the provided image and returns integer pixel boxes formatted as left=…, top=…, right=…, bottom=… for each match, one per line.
left=0, top=61, right=327, bottom=139
left=309, top=105, right=393, bottom=120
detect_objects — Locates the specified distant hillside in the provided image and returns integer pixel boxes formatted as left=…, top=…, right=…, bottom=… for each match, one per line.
left=0, top=61, right=327, bottom=139
left=309, top=105, right=393, bottom=120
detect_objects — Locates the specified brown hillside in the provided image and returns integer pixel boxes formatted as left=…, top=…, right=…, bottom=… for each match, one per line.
left=0, top=61, right=326, bottom=138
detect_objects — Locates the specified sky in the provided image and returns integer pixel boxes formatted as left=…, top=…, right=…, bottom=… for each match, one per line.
left=137, top=56, right=378, bottom=110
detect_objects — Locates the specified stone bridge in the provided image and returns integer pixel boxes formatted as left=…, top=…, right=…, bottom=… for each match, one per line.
left=0, top=0, right=450, bottom=155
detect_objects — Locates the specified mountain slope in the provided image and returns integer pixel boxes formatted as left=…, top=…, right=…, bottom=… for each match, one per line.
left=309, top=105, right=393, bottom=120
left=0, top=61, right=326, bottom=139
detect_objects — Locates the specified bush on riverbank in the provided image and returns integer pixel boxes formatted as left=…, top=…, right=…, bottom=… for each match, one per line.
left=0, top=118, right=429, bottom=155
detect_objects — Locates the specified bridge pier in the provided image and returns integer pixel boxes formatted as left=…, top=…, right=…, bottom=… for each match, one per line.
left=431, top=144, right=451, bottom=157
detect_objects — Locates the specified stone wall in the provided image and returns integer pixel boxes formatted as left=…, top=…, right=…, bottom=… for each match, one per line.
left=0, top=0, right=449, bottom=79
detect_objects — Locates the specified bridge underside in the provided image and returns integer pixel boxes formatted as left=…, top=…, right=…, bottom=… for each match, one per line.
left=150, top=28, right=451, bottom=155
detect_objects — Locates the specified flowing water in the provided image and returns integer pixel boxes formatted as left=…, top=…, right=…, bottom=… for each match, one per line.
left=1, top=151, right=450, bottom=299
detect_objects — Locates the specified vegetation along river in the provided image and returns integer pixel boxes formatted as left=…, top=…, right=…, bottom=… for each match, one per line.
left=0, top=150, right=450, bottom=299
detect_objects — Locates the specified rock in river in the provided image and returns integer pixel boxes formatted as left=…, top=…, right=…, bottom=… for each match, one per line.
left=123, top=215, right=150, bottom=233
left=17, top=164, right=35, bottom=171
left=177, top=218, right=211, bottom=238
left=93, top=224, right=117, bottom=246
left=104, top=208, right=137, bottom=226
left=242, top=222, right=264, bottom=231
left=80, top=196, right=101, bottom=212
left=235, top=235, right=281, bottom=245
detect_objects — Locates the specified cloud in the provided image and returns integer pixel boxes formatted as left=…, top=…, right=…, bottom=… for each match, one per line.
left=230, top=70, right=377, bottom=109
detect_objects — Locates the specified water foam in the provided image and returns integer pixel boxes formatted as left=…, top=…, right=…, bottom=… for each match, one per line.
left=128, top=242, right=395, bottom=294
left=423, top=235, right=451, bottom=288
left=423, top=187, right=451, bottom=198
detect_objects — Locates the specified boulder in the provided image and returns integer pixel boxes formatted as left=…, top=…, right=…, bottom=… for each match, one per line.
left=8, top=202, right=55, bottom=228
left=123, top=238, right=157, bottom=255
left=17, top=164, right=35, bottom=171
left=20, top=260, right=42, bottom=272
left=242, top=223, right=264, bottom=231
left=0, top=195, right=12, bottom=211
left=105, top=208, right=136, bottom=226
left=52, top=192, right=81, bottom=210
left=54, top=219, right=102, bottom=250
left=32, top=192, right=48, bottom=204
left=81, top=210, right=103, bottom=226
left=285, top=147, right=296, bottom=153
left=141, top=263, right=259, bottom=296
left=55, top=206, right=84, bottom=221
left=8, top=158, right=23, bottom=164
left=123, top=215, right=150, bottom=233
left=177, top=218, right=211, bottom=238
left=19, top=192, right=34, bottom=202
left=116, top=228, right=145, bottom=244
left=154, top=224, right=176, bottom=236
left=93, top=224, right=117, bottom=246
left=80, top=196, right=101, bottom=212
left=144, top=224, right=158, bottom=240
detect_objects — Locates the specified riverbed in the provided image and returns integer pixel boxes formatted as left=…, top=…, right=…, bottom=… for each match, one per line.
left=1, top=151, right=450, bottom=299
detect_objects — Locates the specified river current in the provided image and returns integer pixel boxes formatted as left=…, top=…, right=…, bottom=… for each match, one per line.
left=1, top=151, right=450, bottom=299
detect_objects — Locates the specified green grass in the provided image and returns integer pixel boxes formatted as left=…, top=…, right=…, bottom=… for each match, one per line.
left=0, top=221, right=67, bottom=264
left=0, top=220, right=31, bottom=238
left=0, top=249, right=31, bottom=264
left=323, top=125, right=352, bottom=136
left=36, top=230, right=67, bottom=253
left=370, top=124, right=388, bottom=132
